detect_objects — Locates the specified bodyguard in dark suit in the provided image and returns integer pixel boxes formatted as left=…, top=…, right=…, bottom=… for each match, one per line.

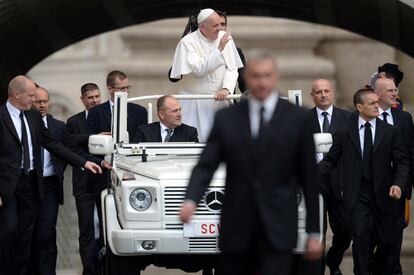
left=87, top=71, right=147, bottom=143
left=86, top=71, right=147, bottom=195
left=133, top=95, right=198, bottom=143
left=65, top=83, right=103, bottom=275
left=319, top=88, right=408, bottom=275
left=373, top=78, right=414, bottom=274
left=309, top=79, right=352, bottom=275
left=0, top=76, right=102, bottom=275
left=30, top=86, right=68, bottom=275
left=180, top=53, right=322, bottom=275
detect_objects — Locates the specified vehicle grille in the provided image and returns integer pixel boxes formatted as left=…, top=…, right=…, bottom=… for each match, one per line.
left=189, top=237, right=219, bottom=252
left=164, top=186, right=223, bottom=216
left=165, top=223, right=184, bottom=230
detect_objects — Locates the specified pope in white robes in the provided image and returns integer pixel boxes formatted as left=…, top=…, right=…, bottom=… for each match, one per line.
left=170, top=8, right=244, bottom=142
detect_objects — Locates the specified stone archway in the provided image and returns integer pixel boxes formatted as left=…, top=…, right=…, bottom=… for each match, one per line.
left=1, top=0, right=414, bottom=103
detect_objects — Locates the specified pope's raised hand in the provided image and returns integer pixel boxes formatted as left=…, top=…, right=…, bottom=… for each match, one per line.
left=218, top=32, right=232, bottom=52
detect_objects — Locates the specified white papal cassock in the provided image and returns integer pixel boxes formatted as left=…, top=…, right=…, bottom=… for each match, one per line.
left=170, top=29, right=244, bottom=142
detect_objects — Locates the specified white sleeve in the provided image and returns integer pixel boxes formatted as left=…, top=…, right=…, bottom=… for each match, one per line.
left=186, top=47, right=225, bottom=77
left=222, top=69, right=239, bottom=92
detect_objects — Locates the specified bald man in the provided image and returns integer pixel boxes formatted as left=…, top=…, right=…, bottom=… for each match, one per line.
left=0, top=76, right=101, bottom=275
left=372, top=78, right=414, bottom=274
left=309, top=79, right=351, bottom=275
left=133, top=95, right=199, bottom=143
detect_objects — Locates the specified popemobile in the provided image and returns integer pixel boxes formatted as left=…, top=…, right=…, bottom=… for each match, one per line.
left=89, top=91, right=327, bottom=275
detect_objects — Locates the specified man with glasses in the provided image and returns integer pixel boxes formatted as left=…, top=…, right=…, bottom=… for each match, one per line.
left=86, top=71, right=147, bottom=253
left=87, top=70, right=148, bottom=144
left=371, top=77, right=414, bottom=275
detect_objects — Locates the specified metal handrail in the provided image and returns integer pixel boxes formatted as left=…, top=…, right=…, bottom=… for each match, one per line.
left=127, top=94, right=292, bottom=124
left=128, top=94, right=242, bottom=102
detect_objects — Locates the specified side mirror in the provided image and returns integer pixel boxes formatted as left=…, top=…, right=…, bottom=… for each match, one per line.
left=88, top=135, right=113, bottom=155
left=313, top=133, right=333, bottom=154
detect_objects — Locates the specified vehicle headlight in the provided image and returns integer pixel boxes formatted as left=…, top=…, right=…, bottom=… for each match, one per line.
left=129, top=188, right=152, bottom=211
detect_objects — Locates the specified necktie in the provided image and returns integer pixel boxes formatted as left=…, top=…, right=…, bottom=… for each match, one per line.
left=362, top=122, right=373, bottom=181
left=257, top=106, right=266, bottom=139
left=164, top=129, right=173, bottom=142
left=382, top=112, right=389, bottom=124
left=19, top=111, right=30, bottom=175
left=321, top=112, right=330, bottom=133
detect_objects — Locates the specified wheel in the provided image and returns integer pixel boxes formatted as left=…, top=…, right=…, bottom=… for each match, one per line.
left=103, top=245, right=142, bottom=275
left=202, top=268, right=214, bottom=275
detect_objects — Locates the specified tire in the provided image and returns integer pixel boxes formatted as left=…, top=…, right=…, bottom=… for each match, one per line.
left=103, top=245, right=142, bottom=275
left=202, top=269, right=214, bottom=275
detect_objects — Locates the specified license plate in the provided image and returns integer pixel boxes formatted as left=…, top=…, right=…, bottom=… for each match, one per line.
left=183, top=222, right=221, bottom=237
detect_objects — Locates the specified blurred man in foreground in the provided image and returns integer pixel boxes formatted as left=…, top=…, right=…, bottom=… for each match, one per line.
left=180, top=52, right=322, bottom=275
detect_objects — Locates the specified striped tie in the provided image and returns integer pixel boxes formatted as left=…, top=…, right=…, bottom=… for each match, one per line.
left=164, top=129, right=173, bottom=142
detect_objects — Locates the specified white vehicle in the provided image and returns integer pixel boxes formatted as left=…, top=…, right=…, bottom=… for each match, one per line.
left=91, top=92, right=325, bottom=275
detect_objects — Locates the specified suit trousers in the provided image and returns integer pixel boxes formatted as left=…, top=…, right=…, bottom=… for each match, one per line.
left=351, top=184, right=395, bottom=275
left=31, top=175, right=60, bottom=275
left=317, top=180, right=352, bottom=274
left=75, top=192, right=101, bottom=275
left=216, top=213, right=292, bottom=275
left=372, top=196, right=405, bottom=275
left=0, top=171, right=38, bottom=275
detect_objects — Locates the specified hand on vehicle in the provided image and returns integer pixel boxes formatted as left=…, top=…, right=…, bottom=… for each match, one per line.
left=0, top=195, right=2, bottom=208
left=218, top=32, right=232, bottom=52
left=304, top=237, right=323, bottom=261
left=215, top=89, right=230, bottom=101
left=101, top=160, right=113, bottom=170
left=389, top=185, right=401, bottom=200
left=84, top=161, right=102, bottom=174
left=98, top=132, right=112, bottom=136
left=180, top=200, right=197, bottom=223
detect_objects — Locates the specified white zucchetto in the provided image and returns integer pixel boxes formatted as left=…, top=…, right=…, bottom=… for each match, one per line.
left=197, top=8, right=215, bottom=24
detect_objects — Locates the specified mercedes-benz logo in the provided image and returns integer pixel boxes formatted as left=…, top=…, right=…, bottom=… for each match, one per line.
left=204, top=190, right=224, bottom=212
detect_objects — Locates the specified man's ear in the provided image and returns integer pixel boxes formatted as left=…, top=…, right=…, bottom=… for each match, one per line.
left=355, top=104, right=363, bottom=113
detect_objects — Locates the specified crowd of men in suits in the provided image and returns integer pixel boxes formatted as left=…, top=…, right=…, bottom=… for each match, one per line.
left=0, top=70, right=200, bottom=275
left=0, top=55, right=412, bottom=275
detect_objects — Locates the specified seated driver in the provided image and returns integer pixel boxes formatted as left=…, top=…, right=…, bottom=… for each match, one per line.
left=133, top=95, right=199, bottom=143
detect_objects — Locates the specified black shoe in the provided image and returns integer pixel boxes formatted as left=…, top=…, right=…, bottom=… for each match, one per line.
left=330, top=267, right=343, bottom=275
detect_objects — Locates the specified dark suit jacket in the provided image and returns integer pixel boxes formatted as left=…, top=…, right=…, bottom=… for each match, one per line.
left=310, top=106, right=351, bottom=199
left=133, top=122, right=198, bottom=143
left=319, top=114, right=408, bottom=215
left=65, top=111, right=91, bottom=197
left=86, top=101, right=147, bottom=194
left=391, top=108, right=414, bottom=198
left=86, top=100, right=147, bottom=142
left=46, top=115, right=67, bottom=204
left=0, top=105, right=85, bottom=204
left=185, top=98, right=320, bottom=252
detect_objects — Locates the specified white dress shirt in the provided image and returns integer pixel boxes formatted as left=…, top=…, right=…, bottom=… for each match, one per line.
left=358, top=116, right=376, bottom=155
left=316, top=105, right=333, bottom=132
left=41, top=116, right=55, bottom=177
left=248, top=92, right=279, bottom=138
left=6, top=101, right=34, bottom=170
left=378, top=107, right=394, bottom=125
left=85, top=109, right=89, bottom=119
left=316, top=105, right=333, bottom=163
left=160, top=122, right=174, bottom=142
